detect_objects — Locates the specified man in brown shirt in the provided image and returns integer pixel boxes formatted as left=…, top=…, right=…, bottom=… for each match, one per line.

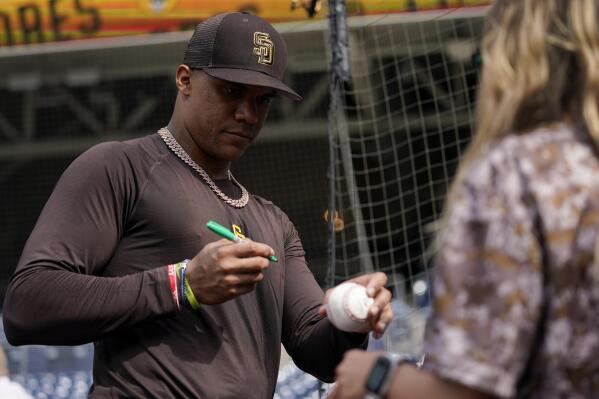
left=2, top=13, right=393, bottom=398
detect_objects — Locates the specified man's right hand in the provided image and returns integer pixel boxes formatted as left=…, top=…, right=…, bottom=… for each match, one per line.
left=184, top=239, right=274, bottom=304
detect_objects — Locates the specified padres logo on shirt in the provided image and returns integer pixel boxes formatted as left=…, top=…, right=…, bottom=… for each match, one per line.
left=232, top=225, right=246, bottom=240
left=253, top=32, right=274, bottom=66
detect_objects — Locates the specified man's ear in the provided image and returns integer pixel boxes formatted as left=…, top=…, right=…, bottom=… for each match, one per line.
left=176, top=65, right=193, bottom=95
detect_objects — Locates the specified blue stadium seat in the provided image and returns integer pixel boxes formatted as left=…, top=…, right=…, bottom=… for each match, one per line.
left=274, top=362, right=327, bottom=399
left=12, top=371, right=92, bottom=399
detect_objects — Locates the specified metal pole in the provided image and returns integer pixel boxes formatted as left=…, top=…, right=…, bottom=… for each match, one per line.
left=327, top=0, right=374, bottom=285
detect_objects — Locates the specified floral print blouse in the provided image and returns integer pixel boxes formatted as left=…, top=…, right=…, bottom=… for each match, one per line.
left=423, top=123, right=599, bottom=398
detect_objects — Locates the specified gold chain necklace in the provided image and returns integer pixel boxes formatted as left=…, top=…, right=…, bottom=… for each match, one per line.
left=158, top=127, right=249, bottom=208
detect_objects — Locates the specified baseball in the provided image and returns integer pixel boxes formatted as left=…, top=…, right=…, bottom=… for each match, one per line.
left=325, top=282, right=374, bottom=333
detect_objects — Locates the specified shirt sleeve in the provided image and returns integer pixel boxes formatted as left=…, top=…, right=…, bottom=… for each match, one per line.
left=2, top=142, right=177, bottom=346
left=422, top=153, right=544, bottom=398
left=280, top=216, right=367, bottom=382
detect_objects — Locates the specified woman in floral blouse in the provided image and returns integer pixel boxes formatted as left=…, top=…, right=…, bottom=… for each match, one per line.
left=330, top=1, right=599, bottom=398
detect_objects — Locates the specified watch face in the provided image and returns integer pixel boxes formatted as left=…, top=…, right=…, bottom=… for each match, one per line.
left=366, top=356, right=391, bottom=393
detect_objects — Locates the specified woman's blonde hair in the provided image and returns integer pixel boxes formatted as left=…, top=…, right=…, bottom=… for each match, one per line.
left=440, top=0, right=599, bottom=232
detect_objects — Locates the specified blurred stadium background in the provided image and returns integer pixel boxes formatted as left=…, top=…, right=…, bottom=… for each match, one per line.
left=0, top=0, right=488, bottom=397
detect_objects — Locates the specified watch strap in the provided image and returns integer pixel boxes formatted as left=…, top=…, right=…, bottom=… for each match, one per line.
left=365, top=352, right=418, bottom=398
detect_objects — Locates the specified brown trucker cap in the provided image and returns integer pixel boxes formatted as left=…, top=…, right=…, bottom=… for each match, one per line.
left=182, top=12, right=302, bottom=101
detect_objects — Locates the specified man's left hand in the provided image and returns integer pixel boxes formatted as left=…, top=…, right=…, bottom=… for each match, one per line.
left=319, top=272, right=393, bottom=338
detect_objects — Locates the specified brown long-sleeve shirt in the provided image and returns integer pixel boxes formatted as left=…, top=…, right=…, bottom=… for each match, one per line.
left=3, top=134, right=366, bottom=398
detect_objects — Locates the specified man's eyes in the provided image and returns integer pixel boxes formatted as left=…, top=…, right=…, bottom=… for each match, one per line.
left=221, top=85, right=274, bottom=105
left=259, top=95, right=274, bottom=105
left=223, top=85, right=243, bottom=96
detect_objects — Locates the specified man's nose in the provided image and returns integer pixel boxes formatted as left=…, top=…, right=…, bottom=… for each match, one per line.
left=235, top=98, right=259, bottom=124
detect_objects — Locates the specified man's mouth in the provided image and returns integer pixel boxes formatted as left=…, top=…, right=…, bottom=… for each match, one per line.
left=224, top=130, right=252, bottom=140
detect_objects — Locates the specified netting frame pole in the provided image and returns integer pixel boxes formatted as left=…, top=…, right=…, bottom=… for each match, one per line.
left=327, top=0, right=374, bottom=286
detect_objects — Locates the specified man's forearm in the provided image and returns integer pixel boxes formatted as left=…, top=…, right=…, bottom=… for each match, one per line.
left=287, top=315, right=367, bottom=382
left=3, top=266, right=176, bottom=346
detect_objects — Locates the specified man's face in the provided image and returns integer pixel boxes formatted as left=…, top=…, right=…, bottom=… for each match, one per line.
left=182, top=70, right=275, bottom=163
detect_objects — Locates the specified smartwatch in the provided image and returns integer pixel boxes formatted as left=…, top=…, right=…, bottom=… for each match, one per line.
left=365, top=353, right=416, bottom=399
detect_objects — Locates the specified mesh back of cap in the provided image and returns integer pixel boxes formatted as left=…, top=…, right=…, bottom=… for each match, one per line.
left=182, top=14, right=227, bottom=67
